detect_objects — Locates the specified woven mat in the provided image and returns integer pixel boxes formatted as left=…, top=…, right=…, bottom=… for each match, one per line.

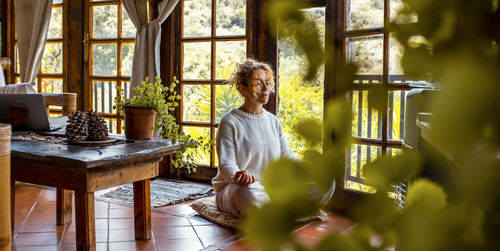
left=97, top=178, right=214, bottom=207
left=12, top=132, right=67, bottom=144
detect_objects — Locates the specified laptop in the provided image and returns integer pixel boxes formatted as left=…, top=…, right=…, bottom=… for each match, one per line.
left=0, top=94, right=66, bottom=131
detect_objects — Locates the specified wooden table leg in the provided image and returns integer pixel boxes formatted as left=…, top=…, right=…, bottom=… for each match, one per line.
left=57, top=188, right=73, bottom=225
left=133, top=179, right=151, bottom=240
left=75, top=191, right=96, bottom=251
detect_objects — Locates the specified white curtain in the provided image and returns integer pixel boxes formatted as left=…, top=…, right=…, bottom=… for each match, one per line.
left=15, top=0, right=53, bottom=83
left=0, top=63, right=5, bottom=87
left=0, top=83, right=37, bottom=94
left=0, top=61, right=36, bottom=94
left=122, top=0, right=179, bottom=97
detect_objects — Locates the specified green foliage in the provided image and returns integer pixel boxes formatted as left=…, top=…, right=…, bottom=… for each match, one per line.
left=392, top=7, right=500, bottom=249
left=244, top=0, right=500, bottom=250
left=278, top=7, right=326, bottom=156
left=114, top=76, right=213, bottom=173
left=182, top=75, right=242, bottom=165
left=268, top=0, right=324, bottom=81
left=279, top=73, right=324, bottom=156
left=405, top=179, right=447, bottom=211
left=295, top=119, right=323, bottom=148
left=363, top=151, right=421, bottom=192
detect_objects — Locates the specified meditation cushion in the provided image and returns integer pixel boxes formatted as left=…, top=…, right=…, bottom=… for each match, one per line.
left=190, top=196, right=239, bottom=229
left=190, top=196, right=327, bottom=229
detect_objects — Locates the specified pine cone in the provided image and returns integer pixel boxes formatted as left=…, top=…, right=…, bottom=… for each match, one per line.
left=87, top=110, right=109, bottom=141
left=65, top=111, right=88, bottom=142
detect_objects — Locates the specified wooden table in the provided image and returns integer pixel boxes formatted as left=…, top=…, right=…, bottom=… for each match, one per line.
left=10, top=135, right=181, bottom=251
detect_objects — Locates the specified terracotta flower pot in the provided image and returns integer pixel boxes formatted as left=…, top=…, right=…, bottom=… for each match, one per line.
left=123, top=106, right=156, bottom=140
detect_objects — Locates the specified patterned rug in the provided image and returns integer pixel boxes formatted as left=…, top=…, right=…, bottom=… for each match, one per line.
left=97, top=178, right=214, bottom=207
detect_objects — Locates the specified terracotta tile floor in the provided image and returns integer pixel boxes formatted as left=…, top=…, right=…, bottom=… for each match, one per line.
left=11, top=183, right=355, bottom=251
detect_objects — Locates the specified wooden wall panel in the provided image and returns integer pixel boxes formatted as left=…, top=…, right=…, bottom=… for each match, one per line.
left=6, top=0, right=14, bottom=84
left=0, top=0, right=6, bottom=57
left=248, top=0, right=278, bottom=114
left=66, top=0, right=85, bottom=110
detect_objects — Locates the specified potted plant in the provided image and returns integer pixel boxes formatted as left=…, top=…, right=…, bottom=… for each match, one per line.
left=114, top=76, right=169, bottom=140
left=114, top=76, right=213, bottom=173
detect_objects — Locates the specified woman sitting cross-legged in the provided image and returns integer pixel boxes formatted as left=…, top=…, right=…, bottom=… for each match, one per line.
left=212, top=58, right=334, bottom=216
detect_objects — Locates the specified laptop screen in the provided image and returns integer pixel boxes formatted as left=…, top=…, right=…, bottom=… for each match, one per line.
left=0, top=94, right=52, bottom=131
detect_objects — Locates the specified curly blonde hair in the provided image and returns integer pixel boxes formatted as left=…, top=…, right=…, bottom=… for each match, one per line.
left=228, top=58, right=275, bottom=95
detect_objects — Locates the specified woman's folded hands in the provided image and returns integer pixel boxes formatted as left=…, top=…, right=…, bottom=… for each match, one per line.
left=234, top=170, right=255, bottom=186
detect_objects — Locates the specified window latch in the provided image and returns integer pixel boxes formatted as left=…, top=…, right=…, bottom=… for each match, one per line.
left=83, top=32, right=89, bottom=63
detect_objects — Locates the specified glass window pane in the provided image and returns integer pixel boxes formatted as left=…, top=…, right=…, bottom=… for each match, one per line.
left=347, top=35, right=383, bottom=75
left=47, top=6, right=63, bottom=39
left=215, top=41, right=246, bottom=79
left=183, top=126, right=211, bottom=165
left=347, top=144, right=381, bottom=181
left=183, top=0, right=211, bottom=38
left=41, top=78, right=63, bottom=93
left=361, top=90, right=368, bottom=138
left=348, top=144, right=367, bottom=178
left=92, top=81, right=117, bottom=114
left=352, top=89, right=382, bottom=139
left=390, top=0, right=417, bottom=24
left=278, top=7, right=325, bottom=158
left=183, top=42, right=211, bottom=80
left=370, top=107, right=381, bottom=139
left=182, top=84, right=211, bottom=123
left=122, top=81, right=131, bottom=100
left=92, top=43, right=117, bottom=76
left=216, top=0, right=245, bottom=36
left=279, top=76, right=324, bottom=156
left=120, top=43, right=134, bottom=77
left=215, top=84, right=243, bottom=123
left=387, top=147, right=403, bottom=156
left=279, top=8, right=325, bottom=82
left=53, top=0, right=63, bottom=4
left=351, top=90, right=359, bottom=137
left=122, top=8, right=136, bottom=38
left=105, top=118, right=118, bottom=134
left=15, top=44, right=19, bottom=74
left=92, top=5, right=118, bottom=38
left=41, top=42, right=63, bottom=74
left=347, top=0, right=384, bottom=30
left=388, top=90, right=407, bottom=141
left=390, top=35, right=431, bottom=83
left=389, top=35, right=404, bottom=78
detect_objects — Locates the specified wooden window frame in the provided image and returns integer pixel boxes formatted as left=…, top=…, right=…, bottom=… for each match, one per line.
left=5, top=0, right=67, bottom=104
left=161, top=0, right=249, bottom=179
left=83, top=0, right=138, bottom=133
left=331, top=0, right=418, bottom=192
left=0, top=0, right=5, bottom=57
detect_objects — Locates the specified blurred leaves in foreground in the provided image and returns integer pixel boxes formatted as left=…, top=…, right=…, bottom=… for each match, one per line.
left=242, top=0, right=500, bottom=250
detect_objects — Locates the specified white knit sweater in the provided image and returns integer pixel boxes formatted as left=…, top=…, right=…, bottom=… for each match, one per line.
left=212, top=108, right=294, bottom=193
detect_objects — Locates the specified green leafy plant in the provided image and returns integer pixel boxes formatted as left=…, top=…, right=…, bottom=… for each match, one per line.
left=114, top=76, right=213, bottom=173
left=242, top=0, right=500, bottom=250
